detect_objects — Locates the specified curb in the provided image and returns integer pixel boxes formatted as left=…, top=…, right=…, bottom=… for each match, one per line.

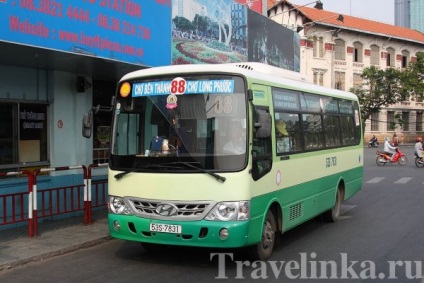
left=0, top=236, right=113, bottom=272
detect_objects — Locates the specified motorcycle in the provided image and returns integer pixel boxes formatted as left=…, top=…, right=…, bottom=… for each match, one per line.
left=368, top=140, right=379, bottom=147
left=414, top=152, right=424, bottom=168
left=376, top=148, right=408, bottom=166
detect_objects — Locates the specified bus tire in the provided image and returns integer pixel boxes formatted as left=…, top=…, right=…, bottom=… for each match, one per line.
left=247, top=209, right=276, bottom=261
left=321, top=187, right=342, bottom=223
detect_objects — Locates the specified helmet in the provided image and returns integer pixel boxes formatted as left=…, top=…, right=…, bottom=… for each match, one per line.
left=385, top=137, right=390, bottom=141
left=417, top=137, right=423, bottom=142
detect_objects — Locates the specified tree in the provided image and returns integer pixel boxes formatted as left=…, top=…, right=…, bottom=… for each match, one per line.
left=402, top=52, right=424, bottom=101
left=350, top=66, right=404, bottom=132
left=173, top=16, right=194, bottom=32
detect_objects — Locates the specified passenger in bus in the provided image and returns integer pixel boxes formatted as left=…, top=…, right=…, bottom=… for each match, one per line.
left=276, top=120, right=291, bottom=153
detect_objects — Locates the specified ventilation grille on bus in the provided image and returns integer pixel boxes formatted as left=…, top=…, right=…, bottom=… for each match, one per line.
left=233, top=63, right=254, bottom=70
left=289, top=202, right=303, bottom=221
left=127, top=198, right=212, bottom=221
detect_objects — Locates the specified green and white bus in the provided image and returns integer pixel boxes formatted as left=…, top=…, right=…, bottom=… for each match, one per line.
left=93, top=62, right=363, bottom=260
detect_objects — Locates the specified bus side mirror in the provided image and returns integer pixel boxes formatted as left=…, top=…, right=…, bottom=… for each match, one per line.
left=255, top=111, right=271, bottom=139
left=82, top=105, right=101, bottom=138
left=82, top=111, right=93, bottom=138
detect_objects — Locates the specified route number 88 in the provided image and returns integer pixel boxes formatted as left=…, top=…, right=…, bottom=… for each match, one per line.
left=170, top=77, right=186, bottom=95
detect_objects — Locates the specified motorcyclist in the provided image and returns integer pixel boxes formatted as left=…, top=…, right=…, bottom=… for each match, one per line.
left=369, top=135, right=378, bottom=146
left=383, top=137, right=397, bottom=161
left=415, top=137, right=423, bottom=163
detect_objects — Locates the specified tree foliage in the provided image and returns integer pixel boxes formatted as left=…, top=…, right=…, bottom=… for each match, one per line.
left=402, top=52, right=424, bottom=100
left=350, top=66, right=404, bottom=130
left=350, top=52, right=424, bottom=132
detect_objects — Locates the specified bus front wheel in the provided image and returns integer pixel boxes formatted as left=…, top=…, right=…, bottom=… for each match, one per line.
left=247, top=209, right=276, bottom=261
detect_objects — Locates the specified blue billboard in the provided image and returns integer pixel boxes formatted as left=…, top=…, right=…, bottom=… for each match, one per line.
left=0, top=0, right=172, bottom=66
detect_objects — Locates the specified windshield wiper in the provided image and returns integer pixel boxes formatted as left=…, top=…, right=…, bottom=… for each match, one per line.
left=114, top=163, right=179, bottom=180
left=114, top=161, right=226, bottom=183
left=172, top=161, right=226, bottom=183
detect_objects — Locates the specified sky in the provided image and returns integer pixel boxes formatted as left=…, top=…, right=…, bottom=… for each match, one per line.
left=288, top=0, right=395, bottom=25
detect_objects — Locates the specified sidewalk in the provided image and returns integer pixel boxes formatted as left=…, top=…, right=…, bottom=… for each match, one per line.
left=0, top=211, right=111, bottom=271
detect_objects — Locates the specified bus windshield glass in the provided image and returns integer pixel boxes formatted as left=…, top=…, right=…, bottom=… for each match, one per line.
left=110, top=75, right=247, bottom=171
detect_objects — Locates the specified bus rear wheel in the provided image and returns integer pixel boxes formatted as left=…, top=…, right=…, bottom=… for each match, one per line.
left=321, top=187, right=342, bottom=222
left=247, top=209, right=276, bottom=261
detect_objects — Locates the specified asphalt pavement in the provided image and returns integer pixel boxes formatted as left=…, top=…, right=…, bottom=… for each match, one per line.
left=0, top=210, right=110, bottom=272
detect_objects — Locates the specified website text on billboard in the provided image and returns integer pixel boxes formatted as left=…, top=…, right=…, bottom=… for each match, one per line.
left=18, top=0, right=141, bottom=18
left=1, top=0, right=172, bottom=66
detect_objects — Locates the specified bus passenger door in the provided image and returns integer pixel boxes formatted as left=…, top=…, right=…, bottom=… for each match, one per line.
left=250, top=84, right=272, bottom=181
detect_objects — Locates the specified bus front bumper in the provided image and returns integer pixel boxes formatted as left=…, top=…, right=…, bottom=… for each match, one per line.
left=108, top=214, right=251, bottom=248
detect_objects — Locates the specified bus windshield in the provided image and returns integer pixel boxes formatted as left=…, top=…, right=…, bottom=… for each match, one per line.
left=110, top=75, right=247, bottom=172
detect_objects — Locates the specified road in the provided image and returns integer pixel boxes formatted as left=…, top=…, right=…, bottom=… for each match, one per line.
left=1, top=147, right=423, bottom=282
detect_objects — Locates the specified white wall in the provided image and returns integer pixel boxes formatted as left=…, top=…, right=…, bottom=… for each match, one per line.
left=49, top=71, right=93, bottom=167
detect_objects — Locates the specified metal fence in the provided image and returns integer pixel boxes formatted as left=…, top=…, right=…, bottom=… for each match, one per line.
left=0, top=164, right=108, bottom=237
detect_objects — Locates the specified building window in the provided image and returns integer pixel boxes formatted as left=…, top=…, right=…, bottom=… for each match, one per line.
left=313, top=71, right=324, bottom=86
left=370, top=44, right=380, bottom=65
left=334, top=39, right=345, bottom=60
left=417, top=112, right=423, bottom=132
left=0, top=102, right=48, bottom=169
left=387, top=111, right=395, bottom=130
left=313, top=37, right=324, bottom=58
left=386, top=47, right=395, bottom=67
left=353, top=73, right=362, bottom=88
left=334, top=71, right=345, bottom=90
left=402, top=111, right=409, bottom=131
left=353, top=42, right=363, bottom=63
left=402, top=50, right=410, bottom=68
left=371, top=112, right=379, bottom=131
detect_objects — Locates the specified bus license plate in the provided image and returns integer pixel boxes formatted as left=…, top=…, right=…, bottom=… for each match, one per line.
left=149, top=223, right=182, bottom=234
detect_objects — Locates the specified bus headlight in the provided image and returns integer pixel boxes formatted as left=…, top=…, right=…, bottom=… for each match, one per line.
left=108, top=196, right=133, bottom=215
left=205, top=201, right=249, bottom=221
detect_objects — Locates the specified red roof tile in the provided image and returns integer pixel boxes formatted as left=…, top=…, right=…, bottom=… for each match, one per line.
left=267, top=0, right=424, bottom=44
left=298, top=6, right=424, bottom=44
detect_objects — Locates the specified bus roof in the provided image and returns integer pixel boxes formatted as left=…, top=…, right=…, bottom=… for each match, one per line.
left=120, top=63, right=358, bottom=101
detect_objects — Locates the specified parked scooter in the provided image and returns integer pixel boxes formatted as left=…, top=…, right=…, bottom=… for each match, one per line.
left=376, top=148, right=408, bottom=166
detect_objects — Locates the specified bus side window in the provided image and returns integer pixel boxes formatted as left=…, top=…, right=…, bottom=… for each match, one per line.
left=275, top=112, right=302, bottom=154
left=252, top=108, right=272, bottom=181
